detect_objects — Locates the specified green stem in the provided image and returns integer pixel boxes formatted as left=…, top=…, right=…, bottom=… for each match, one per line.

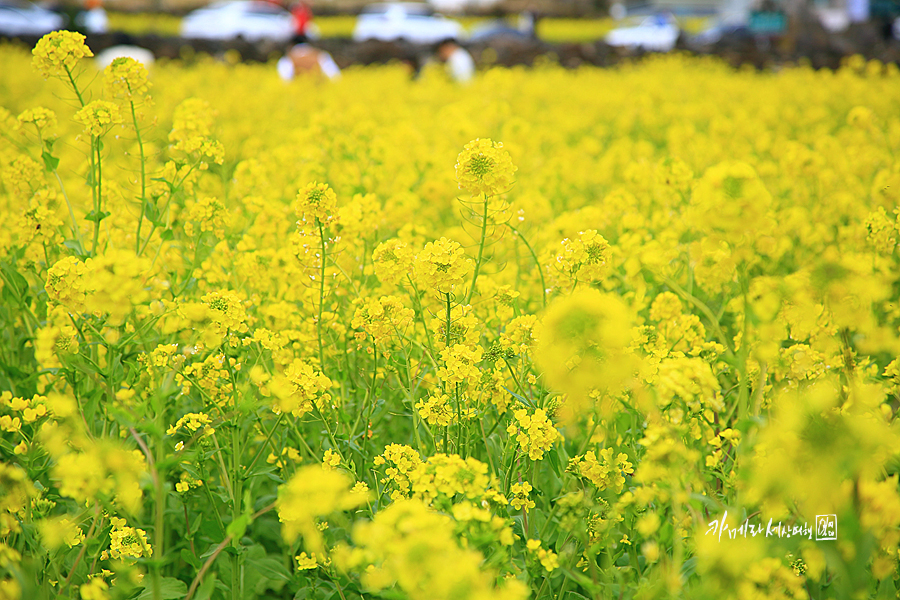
left=245, top=414, right=284, bottom=474
left=317, top=219, right=328, bottom=373
left=90, top=136, right=104, bottom=256
left=465, top=194, right=490, bottom=304
left=507, top=224, right=547, bottom=309
left=131, top=99, right=148, bottom=256
left=228, top=363, right=244, bottom=600
left=64, top=64, right=86, bottom=107
left=57, top=506, right=100, bottom=597
left=360, top=343, right=378, bottom=469
left=153, top=438, right=165, bottom=600
left=54, top=173, right=83, bottom=251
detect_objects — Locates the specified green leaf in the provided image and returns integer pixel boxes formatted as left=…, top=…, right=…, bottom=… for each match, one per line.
left=194, top=573, right=217, bottom=600
left=63, top=239, right=84, bottom=255
left=226, top=514, right=250, bottom=540
left=136, top=577, right=187, bottom=600
left=190, top=512, right=203, bottom=536
left=144, top=200, right=160, bottom=224
left=160, top=229, right=175, bottom=241
left=547, top=447, right=562, bottom=477
left=151, top=177, right=176, bottom=194
left=502, top=386, right=536, bottom=409
left=181, top=548, right=200, bottom=570
left=0, top=262, right=29, bottom=297
left=41, top=150, right=59, bottom=171
left=84, top=210, right=111, bottom=224
left=247, top=555, right=290, bottom=583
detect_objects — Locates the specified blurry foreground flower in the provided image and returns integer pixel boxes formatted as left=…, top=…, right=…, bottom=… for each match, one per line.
left=535, top=289, right=637, bottom=421
left=277, top=465, right=365, bottom=552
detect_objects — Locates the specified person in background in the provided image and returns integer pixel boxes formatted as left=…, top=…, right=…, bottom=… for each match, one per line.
left=277, top=39, right=341, bottom=81
left=76, top=0, right=108, bottom=34
left=435, top=39, right=474, bottom=84
left=291, top=1, right=314, bottom=41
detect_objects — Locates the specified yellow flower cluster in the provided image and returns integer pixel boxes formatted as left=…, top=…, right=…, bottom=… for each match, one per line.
left=415, top=393, right=453, bottom=427
left=73, top=101, right=123, bottom=137
left=372, top=239, right=415, bottom=286
left=455, top=138, right=517, bottom=197
left=373, top=444, right=423, bottom=499
left=547, top=229, right=611, bottom=287
left=526, top=538, right=560, bottom=572
left=16, top=107, right=57, bottom=136
left=437, top=343, right=483, bottom=386
left=350, top=295, right=414, bottom=346
left=166, top=412, right=214, bottom=437
left=31, top=30, right=92, bottom=78
left=414, top=237, right=473, bottom=295
left=507, top=408, right=560, bottom=461
left=103, top=57, right=151, bottom=102
left=102, top=517, right=152, bottom=561
left=509, top=481, right=534, bottom=511
left=294, top=181, right=338, bottom=224
left=569, top=448, right=634, bottom=493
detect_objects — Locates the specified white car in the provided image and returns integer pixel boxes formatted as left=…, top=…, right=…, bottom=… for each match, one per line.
left=352, top=2, right=464, bottom=44
left=181, top=1, right=294, bottom=42
left=604, top=13, right=680, bottom=52
left=0, top=0, right=64, bottom=37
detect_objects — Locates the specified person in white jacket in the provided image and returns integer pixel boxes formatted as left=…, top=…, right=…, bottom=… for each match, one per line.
left=76, top=0, right=108, bottom=34
left=436, top=39, right=475, bottom=84
left=277, top=42, right=341, bottom=81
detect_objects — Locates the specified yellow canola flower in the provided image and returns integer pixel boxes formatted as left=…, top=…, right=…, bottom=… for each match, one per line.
left=104, top=517, right=152, bottom=561
left=415, top=237, right=473, bottom=295
left=507, top=408, right=560, bottom=461
left=16, top=107, right=57, bottom=136
left=32, top=30, right=93, bottom=78
left=455, top=138, right=517, bottom=197
left=103, top=56, right=151, bottom=102
left=350, top=295, right=414, bottom=345
left=37, top=516, right=85, bottom=549
left=73, top=100, right=123, bottom=137
left=339, top=498, right=528, bottom=600
left=534, top=289, right=638, bottom=421
left=294, top=182, right=338, bottom=224
left=276, top=464, right=365, bottom=551
left=79, top=577, right=109, bottom=600
left=371, top=238, right=415, bottom=286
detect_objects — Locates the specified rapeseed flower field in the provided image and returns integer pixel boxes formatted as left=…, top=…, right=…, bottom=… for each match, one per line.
left=1, top=32, right=900, bottom=600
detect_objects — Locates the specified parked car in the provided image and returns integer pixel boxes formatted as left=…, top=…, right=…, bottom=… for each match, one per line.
left=0, top=0, right=64, bottom=37
left=181, top=1, right=294, bottom=42
left=689, top=22, right=750, bottom=46
left=604, top=13, right=680, bottom=52
left=352, top=2, right=464, bottom=44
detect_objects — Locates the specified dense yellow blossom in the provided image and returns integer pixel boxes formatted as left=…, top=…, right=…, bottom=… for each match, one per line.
left=4, top=37, right=900, bottom=600
left=507, top=408, right=560, bottom=461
